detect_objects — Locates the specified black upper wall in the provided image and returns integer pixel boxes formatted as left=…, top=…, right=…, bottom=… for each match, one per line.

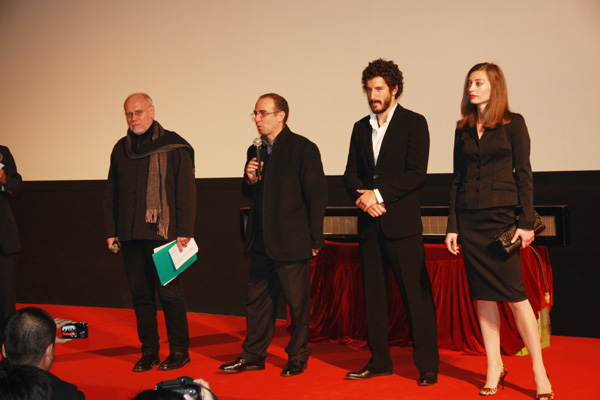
left=10, top=171, right=600, bottom=338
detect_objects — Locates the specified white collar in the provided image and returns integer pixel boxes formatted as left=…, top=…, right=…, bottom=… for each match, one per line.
left=369, top=103, right=398, bottom=130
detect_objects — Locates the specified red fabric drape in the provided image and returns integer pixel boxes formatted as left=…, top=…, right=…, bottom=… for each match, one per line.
left=306, top=242, right=553, bottom=355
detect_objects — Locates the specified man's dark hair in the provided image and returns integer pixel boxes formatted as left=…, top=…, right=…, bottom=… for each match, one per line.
left=258, top=93, right=289, bottom=124
left=0, top=362, right=53, bottom=400
left=3, top=307, right=56, bottom=366
left=362, top=58, right=404, bottom=99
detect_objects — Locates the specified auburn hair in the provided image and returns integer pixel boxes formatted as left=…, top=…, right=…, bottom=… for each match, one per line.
left=457, top=63, right=512, bottom=130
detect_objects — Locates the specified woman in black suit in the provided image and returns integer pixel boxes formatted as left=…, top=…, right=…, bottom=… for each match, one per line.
left=445, top=63, right=553, bottom=399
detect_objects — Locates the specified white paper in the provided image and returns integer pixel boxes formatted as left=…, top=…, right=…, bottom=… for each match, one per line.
left=168, top=238, right=199, bottom=270
left=153, top=240, right=174, bottom=253
left=0, top=162, right=4, bottom=169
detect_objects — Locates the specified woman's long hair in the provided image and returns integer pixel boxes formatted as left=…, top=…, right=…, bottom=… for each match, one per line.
left=457, top=63, right=512, bottom=130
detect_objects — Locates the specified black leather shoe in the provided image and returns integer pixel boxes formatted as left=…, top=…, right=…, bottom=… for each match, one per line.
left=281, top=359, right=307, bottom=377
left=418, top=371, right=438, bottom=386
left=219, top=357, right=265, bottom=373
left=158, top=352, right=190, bottom=371
left=345, top=366, right=393, bottom=380
left=133, top=354, right=160, bottom=372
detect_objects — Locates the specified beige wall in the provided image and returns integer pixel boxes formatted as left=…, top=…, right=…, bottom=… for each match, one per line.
left=1, top=0, right=599, bottom=180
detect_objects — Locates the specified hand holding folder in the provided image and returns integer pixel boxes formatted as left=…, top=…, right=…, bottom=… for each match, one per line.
left=152, top=238, right=198, bottom=285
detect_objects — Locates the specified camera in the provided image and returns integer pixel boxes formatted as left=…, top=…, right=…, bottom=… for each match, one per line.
left=60, top=322, right=88, bottom=339
left=155, top=376, right=201, bottom=399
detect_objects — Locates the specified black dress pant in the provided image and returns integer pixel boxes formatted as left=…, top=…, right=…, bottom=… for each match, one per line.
left=359, top=223, right=439, bottom=374
left=121, top=240, right=190, bottom=355
left=0, top=249, right=17, bottom=344
left=241, top=234, right=311, bottom=364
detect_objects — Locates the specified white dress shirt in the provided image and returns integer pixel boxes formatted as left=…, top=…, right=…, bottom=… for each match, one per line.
left=369, top=103, right=397, bottom=203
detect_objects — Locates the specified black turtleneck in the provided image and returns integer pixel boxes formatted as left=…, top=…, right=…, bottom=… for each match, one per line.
left=129, top=123, right=155, bottom=152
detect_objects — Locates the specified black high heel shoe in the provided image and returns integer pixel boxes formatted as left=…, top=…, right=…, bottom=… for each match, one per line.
left=479, top=365, right=508, bottom=396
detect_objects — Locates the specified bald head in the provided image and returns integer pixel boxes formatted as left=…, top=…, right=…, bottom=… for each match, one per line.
left=124, top=93, right=153, bottom=108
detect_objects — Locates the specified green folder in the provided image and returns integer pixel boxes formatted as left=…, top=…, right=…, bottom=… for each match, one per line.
left=152, top=241, right=197, bottom=286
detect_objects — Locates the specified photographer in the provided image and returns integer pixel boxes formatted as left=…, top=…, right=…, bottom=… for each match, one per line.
left=134, top=377, right=216, bottom=400
left=1, top=307, right=85, bottom=400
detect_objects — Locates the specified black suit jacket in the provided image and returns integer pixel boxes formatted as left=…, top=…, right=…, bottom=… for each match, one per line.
left=243, top=126, right=327, bottom=261
left=446, top=113, right=534, bottom=233
left=344, top=105, right=430, bottom=239
left=0, top=146, right=22, bottom=254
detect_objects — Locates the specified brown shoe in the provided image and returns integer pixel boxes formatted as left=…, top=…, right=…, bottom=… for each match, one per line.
left=133, top=354, right=160, bottom=372
left=158, top=352, right=190, bottom=371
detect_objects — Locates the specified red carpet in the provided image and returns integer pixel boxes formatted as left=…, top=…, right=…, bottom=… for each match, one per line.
left=24, top=303, right=595, bottom=399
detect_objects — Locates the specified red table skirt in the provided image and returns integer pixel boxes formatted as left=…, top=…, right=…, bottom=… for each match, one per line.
left=307, top=242, right=553, bottom=355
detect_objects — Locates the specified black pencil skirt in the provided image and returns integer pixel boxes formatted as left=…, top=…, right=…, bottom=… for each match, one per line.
left=457, top=206, right=528, bottom=302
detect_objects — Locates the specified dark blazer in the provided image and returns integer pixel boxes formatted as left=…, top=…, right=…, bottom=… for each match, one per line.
left=344, top=105, right=430, bottom=239
left=446, top=113, right=534, bottom=233
left=243, top=126, right=327, bottom=261
left=0, top=146, right=22, bottom=254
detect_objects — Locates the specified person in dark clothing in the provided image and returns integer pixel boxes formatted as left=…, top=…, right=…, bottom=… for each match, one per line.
left=1, top=307, right=84, bottom=400
left=0, top=145, right=22, bottom=346
left=343, top=59, right=439, bottom=385
left=103, top=93, right=196, bottom=372
left=219, top=93, right=327, bottom=377
left=0, top=363, right=53, bottom=400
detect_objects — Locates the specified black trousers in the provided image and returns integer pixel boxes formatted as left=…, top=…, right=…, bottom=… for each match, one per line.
left=359, top=224, right=439, bottom=374
left=241, top=235, right=311, bottom=364
left=0, top=249, right=17, bottom=344
left=121, top=240, right=189, bottom=355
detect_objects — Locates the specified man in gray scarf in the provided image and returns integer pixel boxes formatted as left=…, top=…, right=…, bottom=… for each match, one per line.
left=103, top=93, right=196, bottom=372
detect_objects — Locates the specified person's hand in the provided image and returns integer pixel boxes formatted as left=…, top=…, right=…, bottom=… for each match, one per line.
left=366, top=203, right=386, bottom=218
left=0, top=169, right=6, bottom=184
left=182, top=378, right=214, bottom=400
left=107, top=237, right=119, bottom=251
left=355, top=189, right=378, bottom=212
left=312, top=248, right=321, bottom=257
left=445, top=233, right=460, bottom=255
left=245, top=157, right=263, bottom=183
left=176, top=237, right=191, bottom=252
left=54, top=318, right=73, bottom=344
left=512, top=228, right=534, bottom=248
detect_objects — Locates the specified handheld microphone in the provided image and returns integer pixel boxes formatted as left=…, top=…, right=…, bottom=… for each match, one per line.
left=252, top=137, right=263, bottom=181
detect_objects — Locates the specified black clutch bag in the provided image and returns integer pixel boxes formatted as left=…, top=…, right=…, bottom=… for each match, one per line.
left=494, top=210, right=546, bottom=255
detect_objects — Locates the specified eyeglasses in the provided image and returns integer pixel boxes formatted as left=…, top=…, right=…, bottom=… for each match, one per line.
left=251, top=110, right=280, bottom=120
left=125, top=105, right=152, bottom=119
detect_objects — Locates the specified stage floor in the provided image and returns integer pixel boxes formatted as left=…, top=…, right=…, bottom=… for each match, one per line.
left=24, top=303, right=594, bottom=399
